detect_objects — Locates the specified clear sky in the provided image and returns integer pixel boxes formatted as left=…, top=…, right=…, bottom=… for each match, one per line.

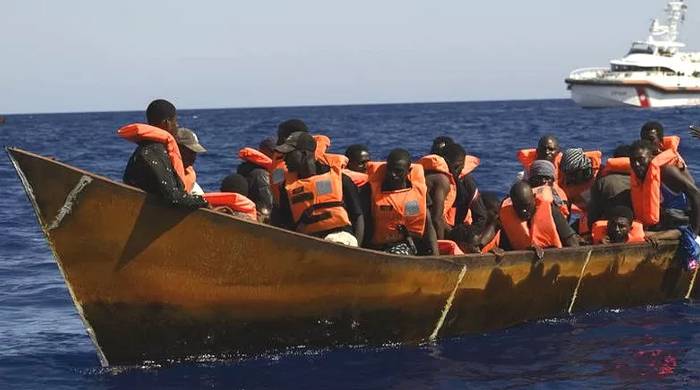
left=3, top=0, right=699, bottom=114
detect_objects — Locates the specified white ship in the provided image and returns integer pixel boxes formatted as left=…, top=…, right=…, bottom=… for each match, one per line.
left=566, top=0, right=700, bottom=108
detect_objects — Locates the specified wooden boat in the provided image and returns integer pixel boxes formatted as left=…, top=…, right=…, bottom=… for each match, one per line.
left=7, top=147, right=698, bottom=367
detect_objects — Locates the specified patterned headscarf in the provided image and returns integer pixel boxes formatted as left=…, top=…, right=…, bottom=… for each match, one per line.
left=561, top=148, right=592, bottom=173
left=529, top=159, right=556, bottom=179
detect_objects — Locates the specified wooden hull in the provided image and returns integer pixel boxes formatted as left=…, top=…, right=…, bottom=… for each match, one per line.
left=7, top=147, right=698, bottom=367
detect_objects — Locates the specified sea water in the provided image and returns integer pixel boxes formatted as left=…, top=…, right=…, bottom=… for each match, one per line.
left=2, top=99, right=700, bottom=388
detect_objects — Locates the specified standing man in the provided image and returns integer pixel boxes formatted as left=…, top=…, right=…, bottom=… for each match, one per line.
left=120, top=99, right=208, bottom=209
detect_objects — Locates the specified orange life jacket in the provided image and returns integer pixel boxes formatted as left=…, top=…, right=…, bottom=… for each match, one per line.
left=517, top=149, right=562, bottom=177
left=438, top=240, right=465, bottom=256
left=269, top=134, right=338, bottom=204
left=368, top=163, right=428, bottom=246
left=630, top=149, right=682, bottom=226
left=600, top=157, right=631, bottom=176
left=661, top=136, right=687, bottom=169
left=283, top=158, right=351, bottom=235
left=557, top=150, right=602, bottom=210
left=481, top=230, right=501, bottom=254
left=591, top=220, right=645, bottom=244
left=342, top=169, right=369, bottom=188
left=118, top=123, right=193, bottom=192
left=499, top=185, right=563, bottom=250
left=418, top=154, right=458, bottom=226
left=203, top=192, right=257, bottom=221
left=239, top=147, right=272, bottom=170
left=461, top=155, right=480, bottom=178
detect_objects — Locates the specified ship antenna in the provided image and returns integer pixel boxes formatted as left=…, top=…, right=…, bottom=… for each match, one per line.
left=649, top=0, right=688, bottom=44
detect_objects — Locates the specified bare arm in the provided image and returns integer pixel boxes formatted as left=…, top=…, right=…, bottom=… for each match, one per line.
left=353, top=214, right=365, bottom=246
left=428, top=174, right=451, bottom=240
left=663, top=165, right=700, bottom=234
left=423, top=209, right=439, bottom=256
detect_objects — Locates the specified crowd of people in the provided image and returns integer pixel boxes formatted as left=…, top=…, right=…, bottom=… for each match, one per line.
left=118, top=99, right=700, bottom=257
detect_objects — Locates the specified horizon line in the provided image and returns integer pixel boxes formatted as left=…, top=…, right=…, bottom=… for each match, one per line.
left=1, top=97, right=570, bottom=117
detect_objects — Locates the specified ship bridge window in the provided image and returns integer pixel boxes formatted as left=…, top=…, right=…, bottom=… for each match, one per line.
left=628, top=43, right=654, bottom=55
left=611, top=64, right=676, bottom=74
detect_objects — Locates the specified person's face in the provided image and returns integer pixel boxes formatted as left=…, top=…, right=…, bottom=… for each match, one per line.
left=607, top=217, right=631, bottom=243
left=163, top=116, right=179, bottom=135
left=537, top=139, right=560, bottom=162
left=447, top=157, right=465, bottom=178
left=348, top=151, right=370, bottom=173
left=384, top=159, right=410, bottom=190
left=284, top=150, right=306, bottom=172
left=513, top=195, right=536, bottom=221
left=180, top=146, right=197, bottom=167
left=529, top=175, right=553, bottom=188
left=641, top=129, right=662, bottom=148
left=630, top=147, right=653, bottom=180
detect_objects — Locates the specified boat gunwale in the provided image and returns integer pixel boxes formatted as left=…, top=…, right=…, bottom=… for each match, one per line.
left=5, top=146, right=680, bottom=265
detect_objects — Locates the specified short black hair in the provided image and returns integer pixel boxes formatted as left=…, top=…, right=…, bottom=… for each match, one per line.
left=630, top=139, right=655, bottom=154
left=345, top=144, right=369, bottom=159
left=430, top=136, right=454, bottom=155
left=220, top=174, right=249, bottom=197
left=387, top=148, right=411, bottom=164
left=537, top=134, right=559, bottom=150
left=146, top=99, right=176, bottom=126
left=612, top=144, right=631, bottom=158
left=277, top=119, right=309, bottom=144
left=510, top=180, right=532, bottom=200
left=641, top=121, right=664, bottom=138
left=443, top=143, right=466, bottom=164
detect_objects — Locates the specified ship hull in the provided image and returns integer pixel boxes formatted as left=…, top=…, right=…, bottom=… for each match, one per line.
left=568, top=82, right=700, bottom=108
left=6, top=147, right=698, bottom=367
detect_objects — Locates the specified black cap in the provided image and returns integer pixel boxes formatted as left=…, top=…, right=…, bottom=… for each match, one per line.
left=274, top=131, right=317, bottom=154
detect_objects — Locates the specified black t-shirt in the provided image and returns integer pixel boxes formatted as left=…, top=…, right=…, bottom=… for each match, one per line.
left=272, top=162, right=363, bottom=237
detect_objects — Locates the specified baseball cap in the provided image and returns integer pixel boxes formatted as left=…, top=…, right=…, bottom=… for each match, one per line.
left=175, top=127, right=207, bottom=153
left=273, top=131, right=317, bottom=154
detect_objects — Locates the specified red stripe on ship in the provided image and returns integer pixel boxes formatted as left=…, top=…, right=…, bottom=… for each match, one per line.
left=635, top=87, right=651, bottom=108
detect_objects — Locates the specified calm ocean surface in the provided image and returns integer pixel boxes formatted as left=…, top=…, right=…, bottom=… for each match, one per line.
left=2, top=99, right=700, bottom=389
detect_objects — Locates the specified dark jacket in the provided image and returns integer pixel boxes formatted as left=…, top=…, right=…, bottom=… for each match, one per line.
left=123, top=141, right=208, bottom=209
left=237, top=161, right=274, bottom=210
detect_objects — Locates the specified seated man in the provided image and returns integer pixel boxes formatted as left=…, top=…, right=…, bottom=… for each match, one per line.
left=641, top=121, right=693, bottom=182
left=270, top=119, right=336, bottom=205
left=238, top=137, right=275, bottom=212
left=499, top=181, right=579, bottom=252
left=528, top=159, right=569, bottom=217
left=517, top=134, right=561, bottom=178
left=271, top=132, right=364, bottom=246
left=343, top=144, right=371, bottom=188
left=591, top=206, right=644, bottom=244
left=363, top=148, right=438, bottom=255
left=587, top=144, right=632, bottom=229
left=203, top=174, right=259, bottom=221
left=629, top=140, right=700, bottom=234
left=558, top=148, right=602, bottom=233
left=420, top=143, right=487, bottom=241
left=120, top=99, right=208, bottom=209
left=452, top=191, right=502, bottom=253
left=175, top=127, right=207, bottom=195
